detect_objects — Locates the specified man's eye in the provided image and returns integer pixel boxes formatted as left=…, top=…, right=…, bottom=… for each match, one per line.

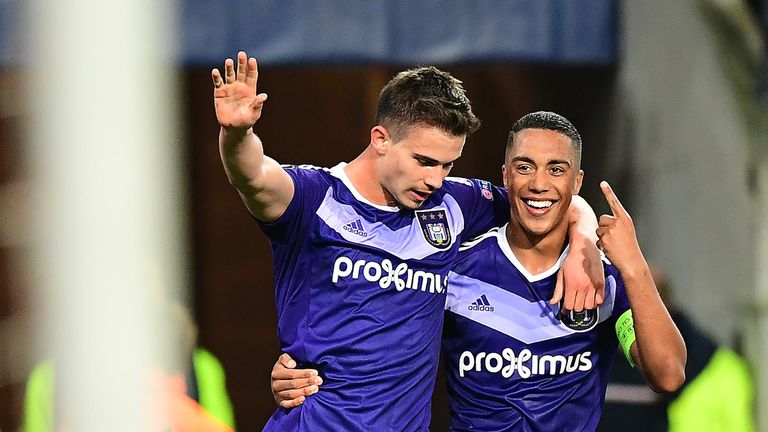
left=550, top=166, right=565, bottom=174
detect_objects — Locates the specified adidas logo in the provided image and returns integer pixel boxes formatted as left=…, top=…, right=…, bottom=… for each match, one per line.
left=468, top=294, right=495, bottom=312
left=342, top=219, right=368, bottom=237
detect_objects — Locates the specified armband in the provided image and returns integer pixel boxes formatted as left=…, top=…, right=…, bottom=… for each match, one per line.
left=615, top=309, right=636, bottom=367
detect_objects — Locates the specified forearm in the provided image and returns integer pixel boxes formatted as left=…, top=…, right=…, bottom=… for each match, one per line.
left=218, top=127, right=293, bottom=221
left=567, top=195, right=598, bottom=243
left=623, top=258, right=686, bottom=393
left=555, top=195, right=604, bottom=309
left=219, top=127, right=267, bottom=192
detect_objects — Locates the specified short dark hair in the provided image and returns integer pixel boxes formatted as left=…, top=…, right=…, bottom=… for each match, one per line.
left=375, top=66, right=481, bottom=142
left=506, top=111, right=582, bottom=164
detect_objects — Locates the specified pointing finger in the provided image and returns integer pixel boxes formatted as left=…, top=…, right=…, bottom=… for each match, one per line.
left=600, top=181, right=627, bottom=218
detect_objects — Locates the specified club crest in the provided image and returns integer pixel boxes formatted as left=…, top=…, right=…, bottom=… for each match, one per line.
left=559, top=303, right=599, bottom=332
left=415, top=208, right=452, bottom=249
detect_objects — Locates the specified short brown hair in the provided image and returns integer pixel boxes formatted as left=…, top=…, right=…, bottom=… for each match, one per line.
left=375, top=66, right=481, bottom=142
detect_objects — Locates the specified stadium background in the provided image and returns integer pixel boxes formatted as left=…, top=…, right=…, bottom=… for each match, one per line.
left=0, top=0, right=766, bottom=430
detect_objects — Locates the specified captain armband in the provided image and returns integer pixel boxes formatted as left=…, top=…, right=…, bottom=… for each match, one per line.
left=615, top=309, right=636, bottom=367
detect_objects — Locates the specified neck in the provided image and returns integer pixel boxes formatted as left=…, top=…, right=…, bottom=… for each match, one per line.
left=505, top=219, right=568, bottom=275
left=345, top=146, right=395, bottom=206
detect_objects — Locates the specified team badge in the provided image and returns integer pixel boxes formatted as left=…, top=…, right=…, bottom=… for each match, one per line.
left=559, top=302, right=599, bottom=332
left=415, top=208, right=452, bottom=249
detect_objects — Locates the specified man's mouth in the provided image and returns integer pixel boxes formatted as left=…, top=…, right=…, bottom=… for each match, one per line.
left=525, top=199, right=554, bottom=209
left=411, top=190, right=431, bottom=201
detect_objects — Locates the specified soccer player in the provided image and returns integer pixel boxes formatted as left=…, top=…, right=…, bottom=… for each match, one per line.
left=441, top=112, right=686, bottom=430
left=213, top=52, right=604, bottom=431
left=272, top=112, right=687, bottom=431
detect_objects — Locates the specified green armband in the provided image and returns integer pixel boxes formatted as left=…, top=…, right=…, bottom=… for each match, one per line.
left=615, top=309, right=636, bottom=367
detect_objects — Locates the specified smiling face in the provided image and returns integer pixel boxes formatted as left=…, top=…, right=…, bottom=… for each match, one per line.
left=376, top=124, right=465, bottom=209
left=503, top=128, right=583, bottom=242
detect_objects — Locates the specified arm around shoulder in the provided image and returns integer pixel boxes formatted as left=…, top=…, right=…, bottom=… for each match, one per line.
left=553, top=194, right=605, bottom=310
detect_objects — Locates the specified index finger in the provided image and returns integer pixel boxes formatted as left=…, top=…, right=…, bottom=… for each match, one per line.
left=600, top=181, right=628, bottom=218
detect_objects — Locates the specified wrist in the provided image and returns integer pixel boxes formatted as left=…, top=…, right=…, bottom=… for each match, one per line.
left=616, top=258, right=650, bottom=285
left=221, top=125, right=254, bottom=138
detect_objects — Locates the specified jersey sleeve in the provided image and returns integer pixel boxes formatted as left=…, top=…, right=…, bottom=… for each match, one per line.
left=443, top=177, right=510, bottom=239
left=258, top=165, right=330, bottom=244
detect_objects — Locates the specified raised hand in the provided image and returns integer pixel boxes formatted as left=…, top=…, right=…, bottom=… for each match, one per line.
left=596, top=181, right=644, bottom=273
left=596, top=181, right=687, bottom=392
left=212, top=51, right=268, bottom=131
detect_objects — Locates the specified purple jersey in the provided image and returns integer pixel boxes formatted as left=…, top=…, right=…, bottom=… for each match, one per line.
left=443, top=225, right=631, bottom=432
left=260, top=163, right=509, bottom=431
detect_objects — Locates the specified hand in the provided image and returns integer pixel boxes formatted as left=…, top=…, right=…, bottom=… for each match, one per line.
left=271, top=353, right=323, bottom=409
left=551, top=239, right=605, bottom=311
left=550, top=195, right=605, bottom=311
left=595, top=181, right=644, bottom=274
left=212, top=51, right=268, bottom=131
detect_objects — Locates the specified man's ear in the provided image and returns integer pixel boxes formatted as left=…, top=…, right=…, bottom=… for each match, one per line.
left=501, top=163, right=508, bottom=188
left=370, top=125, right=391, bottom=156
left=574, top=170, right=584, bottom=194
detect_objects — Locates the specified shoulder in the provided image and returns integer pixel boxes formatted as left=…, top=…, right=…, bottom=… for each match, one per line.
left=459, top=226, right=501, bottom=253
left=280, top=164, right=338, bottom=207
left=442, top=176, right=497, bottom=200
left=280, top=164, right=332, bottom=179
left=453, top=227, right=503, bottom=273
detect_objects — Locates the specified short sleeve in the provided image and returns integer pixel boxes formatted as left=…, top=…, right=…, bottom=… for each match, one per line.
left=443, top=177, right=510, bottom=239
left=258, top=165, right=330, bottom=244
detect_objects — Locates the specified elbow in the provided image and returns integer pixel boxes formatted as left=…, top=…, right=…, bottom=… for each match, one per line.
left=228, top=172, right=264, bottom=195
left=649, top=367, right=685, bottom=394
left=641, top=338, right=687, bottom=394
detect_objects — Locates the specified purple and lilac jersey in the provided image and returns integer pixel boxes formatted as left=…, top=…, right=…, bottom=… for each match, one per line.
left=260, top=163, right=509, bottom=431
left=443, top=225, right=631, bottom=432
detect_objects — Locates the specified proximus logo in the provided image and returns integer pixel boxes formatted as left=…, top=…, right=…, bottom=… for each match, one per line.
left=458, top=348, right=593, bottom=378
left=331, top=257, right=447, bottom=294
